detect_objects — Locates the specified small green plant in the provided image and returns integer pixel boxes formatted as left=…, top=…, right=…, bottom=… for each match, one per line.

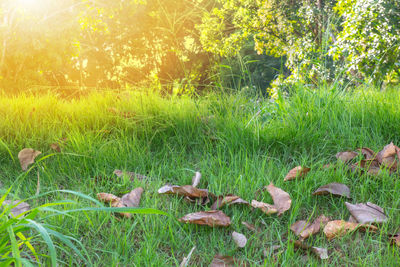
left=0, top=188, right=166, bottom=266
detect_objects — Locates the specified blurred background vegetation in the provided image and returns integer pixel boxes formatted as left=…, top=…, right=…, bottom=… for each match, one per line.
left=0, top=0, right=399, bottom=95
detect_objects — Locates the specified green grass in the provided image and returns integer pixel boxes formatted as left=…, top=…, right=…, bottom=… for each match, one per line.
left=0, top=86, right=400, bottom=266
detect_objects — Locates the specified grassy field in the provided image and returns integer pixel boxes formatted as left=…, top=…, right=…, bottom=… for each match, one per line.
left=1, top=86, right=400, bottom=266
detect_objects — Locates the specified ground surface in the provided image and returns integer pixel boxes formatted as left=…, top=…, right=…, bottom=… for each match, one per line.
left=1, top=87, right=400, bottom=266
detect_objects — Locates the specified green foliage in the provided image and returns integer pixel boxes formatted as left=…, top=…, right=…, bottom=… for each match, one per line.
left=331, top=0, right=400, bottom=84
left=199, top=0, right=400, bottom=93
left=0, top=186, right=165, bottom=265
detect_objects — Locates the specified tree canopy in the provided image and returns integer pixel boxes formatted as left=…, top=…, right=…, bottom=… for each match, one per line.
left=0, top=0, right=399, bottom=93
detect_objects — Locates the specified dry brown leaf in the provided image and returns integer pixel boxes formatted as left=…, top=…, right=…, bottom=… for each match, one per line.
left=345, top=202, right=387, bottom=224
left=266, top=183, right=291, bottom=216
left=242, top=221, right=257, bottom=232
left=232, top=232, right=247, bottom=248
left=192, top=172, right=201, bottom=188
left=2, top=200, right=30, bottom=217
left=121, top=187, right=143, bottom=207
left=291, top=215, right=330, bottom=240
left=211, top=195, right=248, bottom=210
left=50, top=143, right=61, bottom=152
left=358, top=147, right=376, bottom=160
left=113, top=169, right=148, bottom=181
left=336, top=151, right=358, bottom=163
left=284, top=166, right=311, bottom=181
left=323, top=220, right=377, bottom=240
left=251, top=200, right=277, bottom=215
left=179, top=210, right=231, bottom=227
left=293, top=240, right=329, bottom=260
left=313, top=183, right=350, bottom=198
left=158, top=185, right=208, bottom=198
left=367, top=166, right=383, bottom=176
left=376, top=142, right=399, bottom=169
left=97, top=188, right=144, bottom=218
left=18, top=148, right=42, bottom=171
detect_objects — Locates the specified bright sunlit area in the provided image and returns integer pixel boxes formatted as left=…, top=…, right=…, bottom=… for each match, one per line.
left=0, top=0, right=399, bottom=266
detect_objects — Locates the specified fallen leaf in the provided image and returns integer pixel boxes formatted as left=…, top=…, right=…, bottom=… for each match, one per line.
left=336, top=151, right=358, bottom=163
left=97, top=188, right=144, bottom=218
left=18, top=148, right=42, bottom=171
left=50, top=143, right=61, bottom=152
left=313, top=183, right=350, bottom=198
left=158, top=185, right=208, bottom=198
left=97, top=193, right=124, bottom=207
left=232, top=232, right=247, bottom=248
left=242, top=221, right=257, bottom=232
left=210, top=255, right=239, bottom=267
left=179, top=210, right=231, bottom=227
left=345, top=202, right=387, bottom=224
left=211, top=195, right=248, bottom=210
left=192, top=172, right=201, bottom=188
left=323, top=220, right=377, bottom=240
left=291, top=215, right=330, bottom=240
left=2, top=200, right=30, bottom=217
left=358, top=147, right=375, bottom=160
left=121, top=187, right=143, bottom=207
left=284, top=166, right=311, bottom=181
left=367, top=166, right=383, bottom=176
left=293, top=240, right=329, bottom=260
left=113, top=169, right=148, bottom=181
left=251, top=200, right=277, bottom=215
left=376, top=142, right=399, bottom=169
left=266, top=183, right=291, bottom=216
left=180, top=246, right=196, bottom=267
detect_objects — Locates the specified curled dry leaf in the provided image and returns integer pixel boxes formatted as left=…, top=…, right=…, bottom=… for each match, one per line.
left=192, top=172, right=201, bottom=188
left=179, top=210, right=231, bottom=227
left=336, top=151, right=358, bottom=163
left=323, top=220, right=377, bottom=240
left=293, top=240, right=329, bottom=260
left=266, top=183, right=291, bottom=216
left=97, top=187, right=144, bottom=218
left=158, top=185, right=208, bottom=198
left=345, top=202, right=387, bottom=224
left=290, top=215, right=330, bottom=240
left=18, top=148, right=42, bottom=171
left=113, top=169, right=148, bottom=181
left=313, top=183, right=350, bottom=198
left=251, top=200, right=277, bottom=215
left=284, top=166, right=310, bottom=181
left=232, top=232, right=247, bottom=248
left=376, top=142, right=399, bottom=170
left=2, top=200, right=30, bottom=217
left=211, top=195, right=248, bottom=210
